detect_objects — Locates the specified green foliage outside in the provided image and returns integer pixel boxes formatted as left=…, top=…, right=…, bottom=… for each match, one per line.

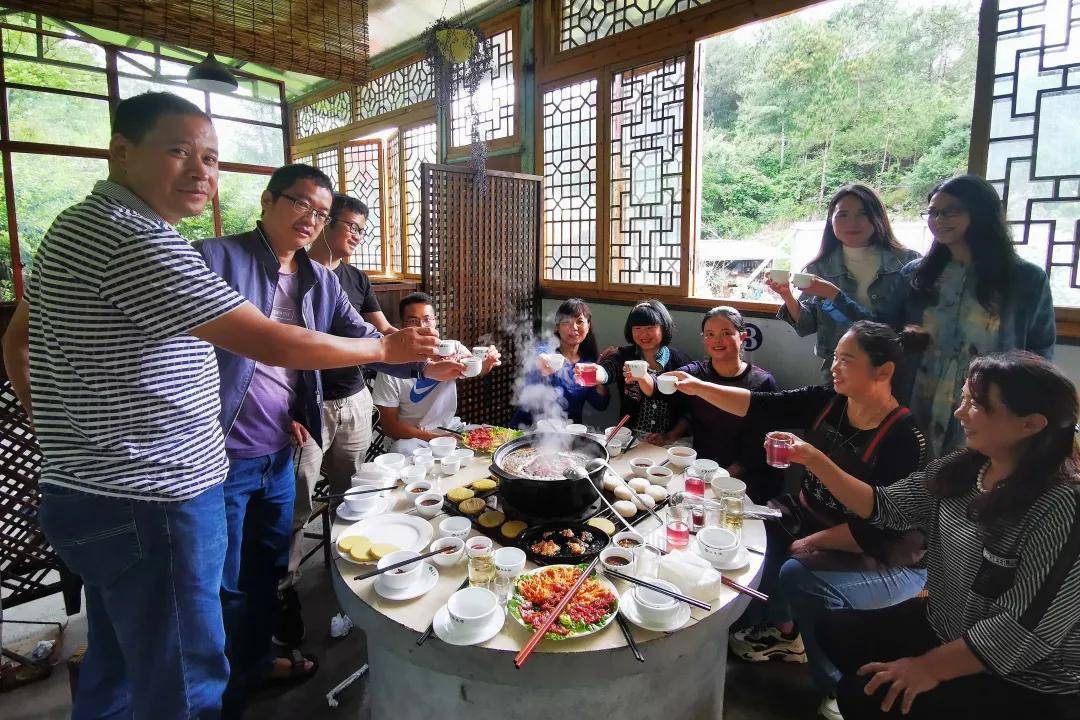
left=697, top=0, right=979, bottom=292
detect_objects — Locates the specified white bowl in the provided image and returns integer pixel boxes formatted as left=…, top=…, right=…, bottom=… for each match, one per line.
left=667, top=446, right=697, bottom=469
left=696, top=527, right=740, bottom=566
left=453, top=448, right=475, bottom=464
left=711, top=475, right=746, bottom=501
left=342, top=483, right=385, bottom=513
left=429, top=537, right=465, bottom=567
left=412, top=456, right=435, bottom=472
left=440, top=456, right=461, bottom=475
left=429, top=436, right=457, bottom=458
left=644, top=465, right=674, bottom=485
left=377, top=550, right=424, bottom=591
left=605, top=426, right=633, bottom=443
left=354, top=462, right=395, bottom=485
left=612, top=531, right=645, bottom=551
left=447, top=586, right=497, bottom=629
left=493, top=547, right=526, bottom=578
left=412, top=446, right=433, bottom=459
left=439, top=516, right=472, bottom=540
left=466, top=536, right=493, bottom=557
left=633, top=579, right=680, bottom=624
left=403, top=466, right=429, bottom=485
left=600, top=547, right=634, bottom=573
left=414, top=491, right=444, bottom=518
left=375, top=453, right=407, bottom=472
left=565, top=423, right=587, bottom=435
left=629, top=457, right=654, bottom=478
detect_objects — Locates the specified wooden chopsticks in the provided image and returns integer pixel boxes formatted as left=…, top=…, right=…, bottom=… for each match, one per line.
left=514, top=557, right=601, bottom=668
left=353, top=547, right=451, bottom=581
left=603, top=569, right=712, bottom=611
left=604, top=414, right=632, bottom=443
left=720, top=576, right=768, bottom=602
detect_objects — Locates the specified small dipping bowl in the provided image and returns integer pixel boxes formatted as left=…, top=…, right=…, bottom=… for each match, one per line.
left=600, top=547, right=634, bottom=573
left=439, top=516, right=472, bottom=540
left=629, top=457, right=654, bottom=478
left=644, top=465, right=675, bottom=486
left=377, top=550, right=424, bottom=591
left=429, top=537, right=465, bottom=567
left=666, top=446, right=697, bottom=469
left=414, top=491, right=444, bottom=519
left=613, top=531, right=645, bottom=551
left=493, top=547, right=526, bottom=578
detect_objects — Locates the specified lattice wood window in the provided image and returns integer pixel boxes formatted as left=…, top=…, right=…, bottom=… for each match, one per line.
left=609, top=56, right=685, bottom=288
left=343, top=142, right=384, bottom=272
left=386, top=131, right=402, bottom=276
left=294, top=90, right=352, bottom=140
left=560, top=0, right=710, bottom=52
left=358, top=59, right=434, bottom=121
left=404, top=123, right=438, bottom=276
left=983, top=0, right=1080, bottom=308
left=542, top=78, right=598, bottom=283
left=313, top=147, right=340, bottom=190
left=451, top=28, right=515, bottom=147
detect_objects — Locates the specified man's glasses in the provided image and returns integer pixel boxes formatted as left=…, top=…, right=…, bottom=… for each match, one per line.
left=279, top=193, right=330, bottom=225
left=403, top=315, right=438, bottom=328
left=330, top=217, right=368, bottom=238
left=920, top=207, right=966, bottom=221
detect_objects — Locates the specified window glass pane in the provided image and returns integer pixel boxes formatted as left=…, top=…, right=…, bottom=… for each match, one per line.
left=118, top=75, right=206, bottom=106
left=10, top=154, right=107, bottom=275
left=176, top=203, right=216, bottom=243
left=2, top=29, right=106, bottom=67
left=210, top=91, right=281, bottom=124
left=342, top=143, right=383, bottom=271
left=3, top=58, right=107, bottom=94
left=403, top=123, right=437, bottom=276
left=0, top=163, right=11, bottom=301
left=218, top=172, right=268, bottom=236
left=695, top=0, right=978, bottom=301
left=7, top=89, right=111, bottom=147
left=216, top=118, right=285, bottom=167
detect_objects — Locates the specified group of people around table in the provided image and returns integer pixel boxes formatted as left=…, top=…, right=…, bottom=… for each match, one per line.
left=0, top=88, right=1075, bottom=720
left=0, top=92, right=497, bottom=719
left=512, top=178, right=1078, bottom=719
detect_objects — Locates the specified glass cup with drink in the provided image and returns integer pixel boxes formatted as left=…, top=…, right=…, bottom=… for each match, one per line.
left=665, top=501, right=691, bottom=549
left=765, top=431, right=796, bottom=468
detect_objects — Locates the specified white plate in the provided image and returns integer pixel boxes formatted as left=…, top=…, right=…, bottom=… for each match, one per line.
left=433, top=604, right=505, bottom=646
left=692, top=540, right=751, bottom=571
left=335, top=496, right=391, bottom=522
left=618, top=588, right=691, bottom=633
left=373, top=562, right=440, bottom=600
left=336, top=512, right=434, bottom=565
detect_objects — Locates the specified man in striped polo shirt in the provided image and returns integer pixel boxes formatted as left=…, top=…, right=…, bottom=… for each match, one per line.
left=1, top=92, right=440, bottom=719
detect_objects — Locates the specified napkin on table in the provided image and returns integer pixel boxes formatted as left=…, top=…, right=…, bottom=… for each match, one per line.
left=658, top=549, right=724, bottom=602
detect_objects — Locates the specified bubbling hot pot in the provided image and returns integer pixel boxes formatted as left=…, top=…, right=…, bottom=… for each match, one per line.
left=489, top=431, right=608, bottom=520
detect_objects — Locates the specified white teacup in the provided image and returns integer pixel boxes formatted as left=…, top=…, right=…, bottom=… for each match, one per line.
left=414, top=491, right=444, bottom=518
left=656, top=373, right=678, bottom=395
left=696, top=527, right=740, bottom=566
left=453, top=448, right=475, bottom=464
left=462, top=357, right=483, bottom=378
left=536, top=417, right=567, bottom=433
left=688, top=459, right=721, bottom=482
left=436, top=339, right=457, bottom=356
left=625, top=360, right=648, bottom=378
left=633, top=580, right=680, bottom=624
left=539, top=352, right=565, bottom=372
left=439, top=516, right=472, bottom=540
left=342, top=483, right=385, bottom=513
left=472, top=346, right=489, bottom=359
left=667, top=446, right=697, bottom=469
left=606, top=440, right=624, bottom=458
left=711, top=475, right=747, bottom=501
left=493, top=547, right=526, bottom=578
left=768, top=269, right=790, bottom=284
left=374, top=453, right=407, bottom=474
left=644, top=465, right=674, bottom=485
left=629, top=457, right=654, bottom=478
left=429, top=436, right=457, bottom=458
left=447, top=586, right=497, bottom=629
left=378, top=550, right=424, bottom=591
left=565, top=423, right=587, bottom=435
left=402, top=466, right=428, bottom=485
left=440, top=456, right=461, bottom=475
left=792, top=272, right=815, bottom=289
left=412, top=455, right=435, bottom=473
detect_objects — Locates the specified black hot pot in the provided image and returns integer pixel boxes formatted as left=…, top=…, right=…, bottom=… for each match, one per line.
left=489, top=431, right=608, bottom=520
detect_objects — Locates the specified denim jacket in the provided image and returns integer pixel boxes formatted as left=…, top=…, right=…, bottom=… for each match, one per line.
left=195, top=228, right=419, bottom=446
left=777, top=246, right=921, bottom=372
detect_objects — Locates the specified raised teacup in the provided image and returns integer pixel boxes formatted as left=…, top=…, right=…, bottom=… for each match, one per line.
left=792, top=272, right=815, bottom=289
left=656, top=374, right=678, bottom=395
left=625, top=360, right=648, bottom=378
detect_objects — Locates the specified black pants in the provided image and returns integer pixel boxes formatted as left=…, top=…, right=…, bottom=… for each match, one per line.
left=818, top=598, right=1080, bottom=720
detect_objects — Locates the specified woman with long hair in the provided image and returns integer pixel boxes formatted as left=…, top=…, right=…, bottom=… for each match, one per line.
left=885, top=175, right=1056, bottom=456
left=796, top=352, right=1080, bottom=719
left=669, top=321, right=929, bottom=719
left=510, top=298, right=608, bottom=427
left=768, top=184, right=920, bottom=380
left=578, top=299, right=693, bottom=437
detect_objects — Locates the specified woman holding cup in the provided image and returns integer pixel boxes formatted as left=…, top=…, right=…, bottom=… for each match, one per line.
left=807, top=352, right=1080, bottom=719
left=510, top=299, right=609, bottom=427
left=577, top=299, right=692, bottom=438
left=668, top=321, right=929, bottom=718
left=766, top=184, right=919, bottom=382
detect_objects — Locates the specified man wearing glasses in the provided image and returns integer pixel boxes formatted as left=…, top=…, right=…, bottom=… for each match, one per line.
left=282, top=193, right=392, bottom=647
left=373, top=292, right=500, bottom=454
left=195, top=165, right=464, bottom=715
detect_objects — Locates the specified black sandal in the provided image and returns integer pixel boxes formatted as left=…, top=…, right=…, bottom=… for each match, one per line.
left=260, top=649, right=319, bottom=689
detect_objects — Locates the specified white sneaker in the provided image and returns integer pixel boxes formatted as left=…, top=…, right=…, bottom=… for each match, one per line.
left=728, top=623, right=807, bottom=663
left=817, top=695, right=844, bottom=720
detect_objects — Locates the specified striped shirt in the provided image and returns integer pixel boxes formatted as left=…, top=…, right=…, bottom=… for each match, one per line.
left=872, top=453, right=1080, bottom=694
left=27, top=180, right=246, bottom=501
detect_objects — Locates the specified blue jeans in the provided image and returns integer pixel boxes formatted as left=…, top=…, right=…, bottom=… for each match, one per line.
left=38, top=483, right=228, bottom=720
left=771, top=557, right=927, bottom=694
left=220, top=446, right=296, bottom=718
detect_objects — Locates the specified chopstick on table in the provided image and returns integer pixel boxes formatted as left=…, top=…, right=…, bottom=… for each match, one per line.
left=313, top=485, right=397, bottom=502
left=720, top=576, right=768, bottom=602
left=603, top=569, right=712, bottom=612
left=514, top=557, right=601, bottom=669
left=353, top=547, right=454, bottom=581
left=604, top=414, right=631, bottom=443
left=417, top=577, right=471, bottom=646
left=436, top=426, right=466, bottom=438
left=615, top=613, right=644, bottom=663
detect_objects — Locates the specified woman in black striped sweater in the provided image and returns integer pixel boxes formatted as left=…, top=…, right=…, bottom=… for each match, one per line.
left=789, top=351, right=1079, bottom=719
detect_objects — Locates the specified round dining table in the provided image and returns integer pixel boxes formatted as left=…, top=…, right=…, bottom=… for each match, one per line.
left=331, top=439, right=766, bottom=720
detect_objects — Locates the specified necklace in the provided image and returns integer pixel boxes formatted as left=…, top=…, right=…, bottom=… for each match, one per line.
left=975, top=460, right=990, bottom=493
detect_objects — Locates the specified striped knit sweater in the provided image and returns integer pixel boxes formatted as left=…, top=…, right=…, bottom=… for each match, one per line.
left=871, top=454, right=1080, bottom=694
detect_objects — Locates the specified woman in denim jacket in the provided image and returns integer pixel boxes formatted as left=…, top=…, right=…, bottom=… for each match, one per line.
left=768, top=184, right=920, bottom=382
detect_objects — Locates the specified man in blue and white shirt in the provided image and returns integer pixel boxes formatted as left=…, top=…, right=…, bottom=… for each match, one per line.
left=1, top=92, right=440, bottom=720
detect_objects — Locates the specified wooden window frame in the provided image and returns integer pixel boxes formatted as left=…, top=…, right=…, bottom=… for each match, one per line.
left=535, top=0, right=1080, bottom=339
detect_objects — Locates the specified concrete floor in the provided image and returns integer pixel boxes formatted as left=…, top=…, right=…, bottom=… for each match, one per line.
left=2, top=540, right=818, bottom=720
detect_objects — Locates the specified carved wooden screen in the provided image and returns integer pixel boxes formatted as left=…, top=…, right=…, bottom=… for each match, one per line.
left=560, top=0, right=710, bottom=51
left=421, top=165, right=541, bottom=426
left=295, top=90, right=353, bottom=141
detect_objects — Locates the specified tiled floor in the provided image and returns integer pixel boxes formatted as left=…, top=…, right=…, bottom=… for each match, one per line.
left=2, top=545, right=819, bottom=720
